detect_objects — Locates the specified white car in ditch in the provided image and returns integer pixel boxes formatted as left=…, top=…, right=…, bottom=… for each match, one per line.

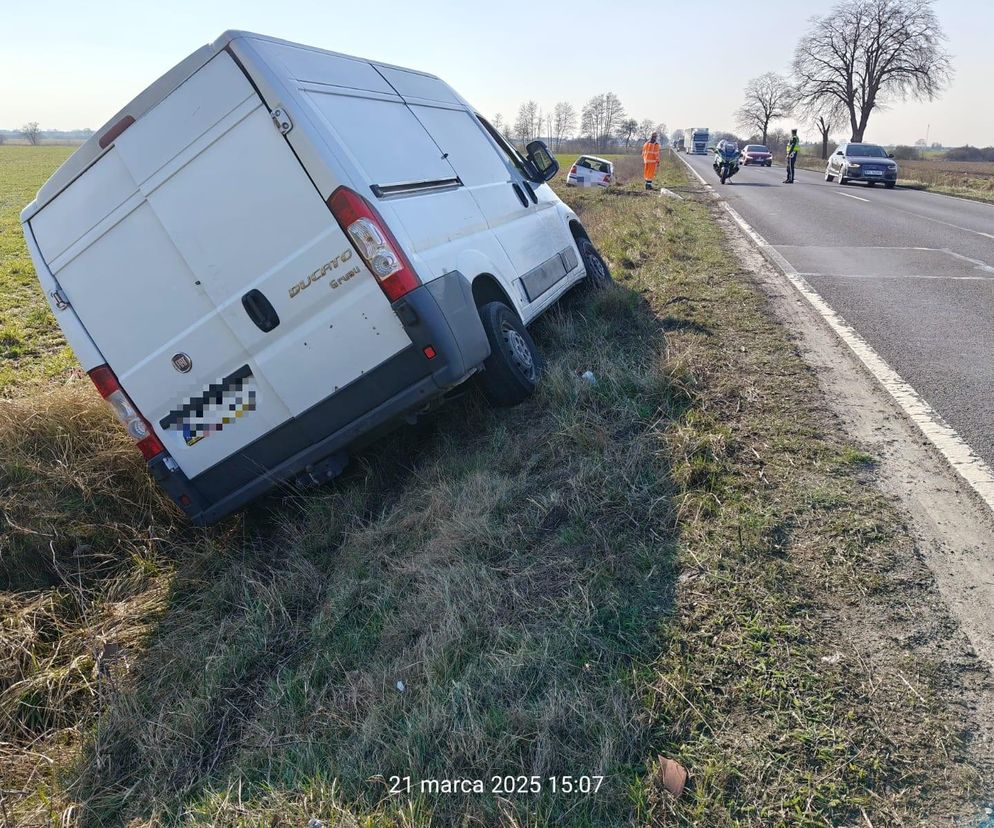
left=565, top=155, right=614, bottom=188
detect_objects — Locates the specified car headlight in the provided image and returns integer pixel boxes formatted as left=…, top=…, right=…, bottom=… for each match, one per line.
left=848, top=163, right=861, bottom=170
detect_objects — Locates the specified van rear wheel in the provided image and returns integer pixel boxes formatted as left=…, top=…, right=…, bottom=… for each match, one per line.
left=476, top=302, right=543, bottom=407
left=577, top=236, right=613, bottom=289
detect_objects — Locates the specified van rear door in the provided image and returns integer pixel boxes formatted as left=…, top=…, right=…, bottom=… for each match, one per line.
left=27, top=51, right=411, bottom=479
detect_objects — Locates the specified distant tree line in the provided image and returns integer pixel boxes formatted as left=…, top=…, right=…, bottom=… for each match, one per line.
left=0, top=125, right=94, bottom=145
left=940, top=146, right=994, bottom=162
left=498, top=93, right=667, bottom=154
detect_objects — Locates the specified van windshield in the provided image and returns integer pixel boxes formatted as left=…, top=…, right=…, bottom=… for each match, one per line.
left=476, top=115, right=529, bottom=176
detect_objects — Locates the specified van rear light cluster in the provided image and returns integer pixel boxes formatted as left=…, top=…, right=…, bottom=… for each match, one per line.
left=88, top=364, right=165, bottom=460
left=327, top=187, right=420, bottom=302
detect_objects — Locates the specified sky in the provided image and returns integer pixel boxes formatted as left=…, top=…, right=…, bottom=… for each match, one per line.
left=1, top=0, right=991, bottom=147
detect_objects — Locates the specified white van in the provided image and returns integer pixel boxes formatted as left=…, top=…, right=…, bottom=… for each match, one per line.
left=21, top=31, right=611, bottom=524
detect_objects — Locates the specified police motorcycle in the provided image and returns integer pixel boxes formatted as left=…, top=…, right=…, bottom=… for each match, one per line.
left=712, top=140, right=741, bottom=184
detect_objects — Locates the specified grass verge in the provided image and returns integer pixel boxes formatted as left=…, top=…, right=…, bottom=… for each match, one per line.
left=0, top=146, right=77, bottom=392
left=1, top=148, right=988, bottom=826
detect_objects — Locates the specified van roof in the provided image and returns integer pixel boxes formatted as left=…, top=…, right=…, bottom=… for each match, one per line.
left=21, top=30, right=448, bottom=223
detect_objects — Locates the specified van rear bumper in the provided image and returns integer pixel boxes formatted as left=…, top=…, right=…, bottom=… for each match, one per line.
left=150, top=270, right=489, bottom=524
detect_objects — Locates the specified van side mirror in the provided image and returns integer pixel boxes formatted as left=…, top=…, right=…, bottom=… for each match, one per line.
left=525, top=140, right=559, bottom=182
left=888, top=152, right=895, bottom=158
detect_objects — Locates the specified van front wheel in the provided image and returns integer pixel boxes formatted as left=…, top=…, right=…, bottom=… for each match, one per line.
left=476, top=302, right=543, bottom=407
left=577, top=236, right=613, bottom=289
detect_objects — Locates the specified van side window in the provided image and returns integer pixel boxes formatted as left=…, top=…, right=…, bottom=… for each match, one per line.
left=476, top=115, right=529, bottom=177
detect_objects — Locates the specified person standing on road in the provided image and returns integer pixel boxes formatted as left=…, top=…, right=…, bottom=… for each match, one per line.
left=642, top=132, right=661, bottom=190
left=784, top=128, right=800, bottom=183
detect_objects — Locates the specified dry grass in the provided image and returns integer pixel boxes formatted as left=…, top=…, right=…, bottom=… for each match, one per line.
left=0, top=151, right=989, bottom=826
left=794, top=151, right=994, bottom=203
left=895, top=159, right=994, bottom=201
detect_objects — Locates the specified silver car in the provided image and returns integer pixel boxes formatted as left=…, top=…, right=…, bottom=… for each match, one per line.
left=825, top=142, right=899, bottom=188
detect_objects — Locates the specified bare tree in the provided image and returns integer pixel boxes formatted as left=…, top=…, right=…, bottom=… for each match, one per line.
left=814, top=101, right=848, bottom=158
left=492, top=113, right=505, bottom=133
left=552, top=101, right=576, bottom=151
left=0, top=132, right=6, bottom=146
left=767, top=128, right=790, bottom=156
left=795, top=90, right=846, bottom=159
left=792, top=0, right=952, bottom=142
left=813, top=114, right=834, bottom=159
left=513, top=101, right=540, bottom=144
left=617, top=118, right=638, bottom=149
left=735, top=73, right=793, bottom=146
left=601, top=93, right=625, bottom=150
left=580, top=95, right=604, bottom=145
left=637, top=119, right=655, bottom=142
left=581, top=92, right=626, bottom=151
left=21, top=122, right=42, bottom=146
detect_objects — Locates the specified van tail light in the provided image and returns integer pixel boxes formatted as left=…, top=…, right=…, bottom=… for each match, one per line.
left=88, top=364, right=165, bottom=460
left=327, top=187, right=421, bottom=302
left=570, top=165, right=577, bottom=174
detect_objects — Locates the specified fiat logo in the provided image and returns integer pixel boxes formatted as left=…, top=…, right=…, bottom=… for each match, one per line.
left=171, top=353, right=193, bottom=373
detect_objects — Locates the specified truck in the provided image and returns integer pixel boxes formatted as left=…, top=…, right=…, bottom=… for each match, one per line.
left=20, top=30, right=612, bottom=525
left=672, top=136, right=686, bottom=153
left=687, top=128, right=710, bottom=155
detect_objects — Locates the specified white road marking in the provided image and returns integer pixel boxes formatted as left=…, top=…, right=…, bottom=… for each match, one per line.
left=675, top=151, right=994, bottom=514
left=776, top=245, right=933, bottom=250
left=941, top=248, right=994, bottom=272
left=833, top=191, right=871, bottom=202
left=885, top=203, right=994, bottom=241
left=776, top=245, right=994, bottom=273
left=796, top=272, right=991, bottom=281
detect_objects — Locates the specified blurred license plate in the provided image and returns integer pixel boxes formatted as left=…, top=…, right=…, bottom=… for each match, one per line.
left=865, top=170, right=883, bottom=176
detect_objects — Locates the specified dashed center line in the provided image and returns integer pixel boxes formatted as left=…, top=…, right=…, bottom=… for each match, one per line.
left=885, top=203, right=994, bottom=241
left=833, top=191, right=870, bottom=202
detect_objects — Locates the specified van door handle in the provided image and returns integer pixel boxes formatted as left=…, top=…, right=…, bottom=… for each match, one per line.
left=511, top=183, right=529, bottom=208
left=242, top=289, right=280, bottom=332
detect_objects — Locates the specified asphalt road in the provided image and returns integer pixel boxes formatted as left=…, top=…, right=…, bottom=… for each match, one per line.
left=681, top=151, right=994, bottom=470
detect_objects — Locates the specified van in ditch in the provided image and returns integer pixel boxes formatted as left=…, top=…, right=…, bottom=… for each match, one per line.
left=20, top=31, right=611, bottom=524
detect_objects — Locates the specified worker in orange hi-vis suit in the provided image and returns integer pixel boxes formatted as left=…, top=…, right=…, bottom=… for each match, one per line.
left=642, top=132, right=661, bottom=190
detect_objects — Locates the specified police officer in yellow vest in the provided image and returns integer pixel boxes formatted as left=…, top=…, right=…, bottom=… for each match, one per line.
left=784, top=128, right=800, bottom=183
